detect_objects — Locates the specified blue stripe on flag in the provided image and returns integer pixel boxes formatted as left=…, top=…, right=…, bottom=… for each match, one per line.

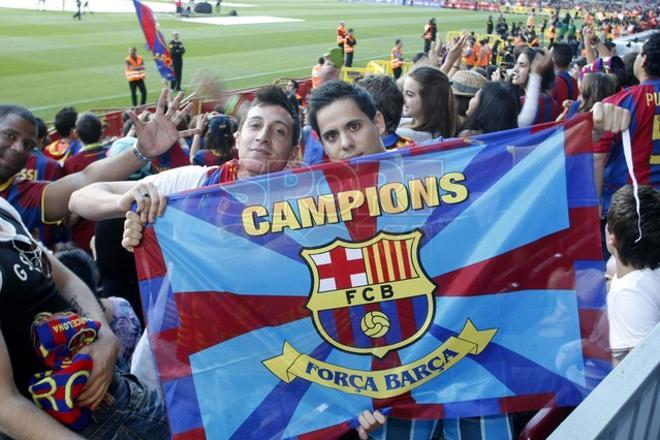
left=412, top=295, right=429, bottom=331
left=229, top=342, right=333, bottom=440
left=190, top=318, right=327, bottom=439
left=429, top=324, right=586, bottom=402
left=375, top=146, right=484, bottom=233
left=318, top=309, right=339, bottom=342
left=155, top=206, right=310, bottom=296
left=348, top=305, right=371, bottom=348
left=421, top=128, right=569, bottom=276
left=443, top=398, right=501, bottom=419
left=380, top=299, right=403, bottom=345
left=566, top=153, right=598, bottom=208
left=162, top=375, right=203, bottom=435
left=139, top=276, right=178, bottom=333
left=284, top=349, right=374, bottom=437
left=574, top=260, right=607, bottom=309
left=168, top=186, right=302, bottom=262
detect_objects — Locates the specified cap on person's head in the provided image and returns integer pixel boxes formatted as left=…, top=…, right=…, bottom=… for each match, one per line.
left=579, top=58, right=610, bottom=80
left=450, top=70, right=486, bottom=97
left=208, top=115, right=233, bottom=143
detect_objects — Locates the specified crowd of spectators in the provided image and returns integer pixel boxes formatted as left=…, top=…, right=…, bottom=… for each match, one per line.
left=0, top=2, right=658, bottom=438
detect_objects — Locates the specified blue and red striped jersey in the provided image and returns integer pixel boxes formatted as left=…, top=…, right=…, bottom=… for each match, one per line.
left=62, top=143, right=109, bottom=252
left=192, top=150, right=231, bottom=167
left=596, top=80, right=660, bottom=212
left=62, top=143, right=108, bottom=175
left=551, top=70, right=579, bottom=108
left=0, top=178, right=63, bottom=247
left=521, top=93, right=561, bottom=125
left=19, top=150, right=62, bottom=182
left=202, top=159, right=239, bottom=187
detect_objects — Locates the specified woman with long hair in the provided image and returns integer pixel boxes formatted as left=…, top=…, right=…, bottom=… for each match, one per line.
left=397, top=65, right=457, bottom=142
left=509, top=46, right=559, bottom=126
left=459, top=81, right=520, bottom=136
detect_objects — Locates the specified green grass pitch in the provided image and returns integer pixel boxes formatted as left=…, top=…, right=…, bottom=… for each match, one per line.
left=0, top=0, right=503, bottom=120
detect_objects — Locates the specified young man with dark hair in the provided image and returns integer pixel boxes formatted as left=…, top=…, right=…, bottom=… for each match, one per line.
left=18, top=117, right=62, bottom=182
left=44, top=106, right=80, bottom=162
left=306, top=80, right=386, bottom=161
left=69, top=85, right=301, bottom=226
left=606, top=185, right=660, bottom=365
left=356, top=75, right=410, bottom=150
left=64, top=112, right=109, bottom=251
left=550, top=42, right=579, bottom=107
left=595, top=31, right=660, bottom=217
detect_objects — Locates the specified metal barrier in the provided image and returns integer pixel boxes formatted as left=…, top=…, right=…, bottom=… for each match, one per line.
left=548, top=322, right=660, bottom=440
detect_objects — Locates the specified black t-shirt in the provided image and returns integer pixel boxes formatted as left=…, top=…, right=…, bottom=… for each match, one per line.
left=0, top=205, right=71, bottom=395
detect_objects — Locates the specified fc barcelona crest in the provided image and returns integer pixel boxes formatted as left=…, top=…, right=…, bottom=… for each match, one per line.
left=302, top=230, right=436, bottom=358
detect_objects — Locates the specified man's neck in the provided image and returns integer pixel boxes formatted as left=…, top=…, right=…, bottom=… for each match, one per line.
left=616, top=261, right=638, bottom=279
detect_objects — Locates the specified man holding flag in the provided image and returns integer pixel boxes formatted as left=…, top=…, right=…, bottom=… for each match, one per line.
left=132, top=0, right=176, bottom=93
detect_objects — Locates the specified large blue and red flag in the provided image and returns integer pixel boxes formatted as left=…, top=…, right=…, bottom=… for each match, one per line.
left=135, top=114, right=611, bottom=439
left=133, top=0, right=175, bottom=81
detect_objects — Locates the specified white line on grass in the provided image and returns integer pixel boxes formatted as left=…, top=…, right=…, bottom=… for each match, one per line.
left=29, top=55, right=386, bottom=112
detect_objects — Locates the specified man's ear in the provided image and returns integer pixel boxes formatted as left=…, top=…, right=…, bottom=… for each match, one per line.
left=374, top=111, right=386, bottom=136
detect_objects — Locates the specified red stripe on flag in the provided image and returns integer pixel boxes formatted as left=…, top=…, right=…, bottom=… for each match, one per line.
left=151, top=329, right=192, bottom=381
left=368, top=245, right=380, bottom=284
left=499, top=393, right=556, bottom=413
left=390, top=399, right=445, bottom=420
left=396, top=297, right=418, bottom=340
left=579, top=309, right=611, bottom=360
left=323, top=162, right=380, bottom=242
left=434, top=207, right=602, bottom=296
left=333, top=307, right=356, bottom=347
left=297, top=421, right=353, bottom=440
left=377, top=240, right=391, bottom=282
left=364, top=302, right=387, bottom=348
left=389, top=240, right=402, bottom=281
left=172, top=427, right=207, bottom=440
left=400, top=239, right=412, bottom=278
left=563, top=113, right=594, bottom=155
left=134, top=225, right=167, bottom=281
left=149, top=292, right=309, bottom=381
left=371, top=351, right=405, bottom=410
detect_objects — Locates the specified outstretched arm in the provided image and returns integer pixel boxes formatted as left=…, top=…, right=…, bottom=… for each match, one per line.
left=44, top=89, right=193, bottom=223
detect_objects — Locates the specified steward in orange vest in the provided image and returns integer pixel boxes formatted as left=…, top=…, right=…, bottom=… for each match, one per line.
left=344, top=29, right=356, bottom=67
left=337, top=22, right=347, bottom=53
left=422, top=18, right=436, bottom=54
left=391, top=39, right=404, bottom=79
left=125, top=47, right=147, bottom=107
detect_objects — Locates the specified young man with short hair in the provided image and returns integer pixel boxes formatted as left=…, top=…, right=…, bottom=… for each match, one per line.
left=606, top=185, right=660, bottom=365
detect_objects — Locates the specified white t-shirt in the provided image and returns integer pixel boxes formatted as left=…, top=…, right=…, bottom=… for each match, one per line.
left=139, top=165, right=219, bottom=196
left=608, top=268, right=660, bottom=351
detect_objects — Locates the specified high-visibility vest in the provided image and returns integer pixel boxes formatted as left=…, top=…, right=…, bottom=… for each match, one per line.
left=423, top=24, right=433, bottom=41
left=125, top=55, right=146, bottom=82
left=344, top=35, right=356, bottom=54
left=336, top=26, right=347, bottom=45
left=463, top=45, right=478, bottom=67
left=391, top=47, right=404, bottom=69
left=478, top=46, right=491, bottom=67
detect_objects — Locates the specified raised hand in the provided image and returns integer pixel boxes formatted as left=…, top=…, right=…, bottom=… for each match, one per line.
left=127, top=88, right=196, bottom=158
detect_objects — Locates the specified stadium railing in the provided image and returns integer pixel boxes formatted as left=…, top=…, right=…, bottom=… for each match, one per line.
left=547, top=322, right=660, bottom=440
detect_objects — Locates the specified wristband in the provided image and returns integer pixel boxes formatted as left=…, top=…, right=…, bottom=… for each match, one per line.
left=132, top=143, right=151, bottom=163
